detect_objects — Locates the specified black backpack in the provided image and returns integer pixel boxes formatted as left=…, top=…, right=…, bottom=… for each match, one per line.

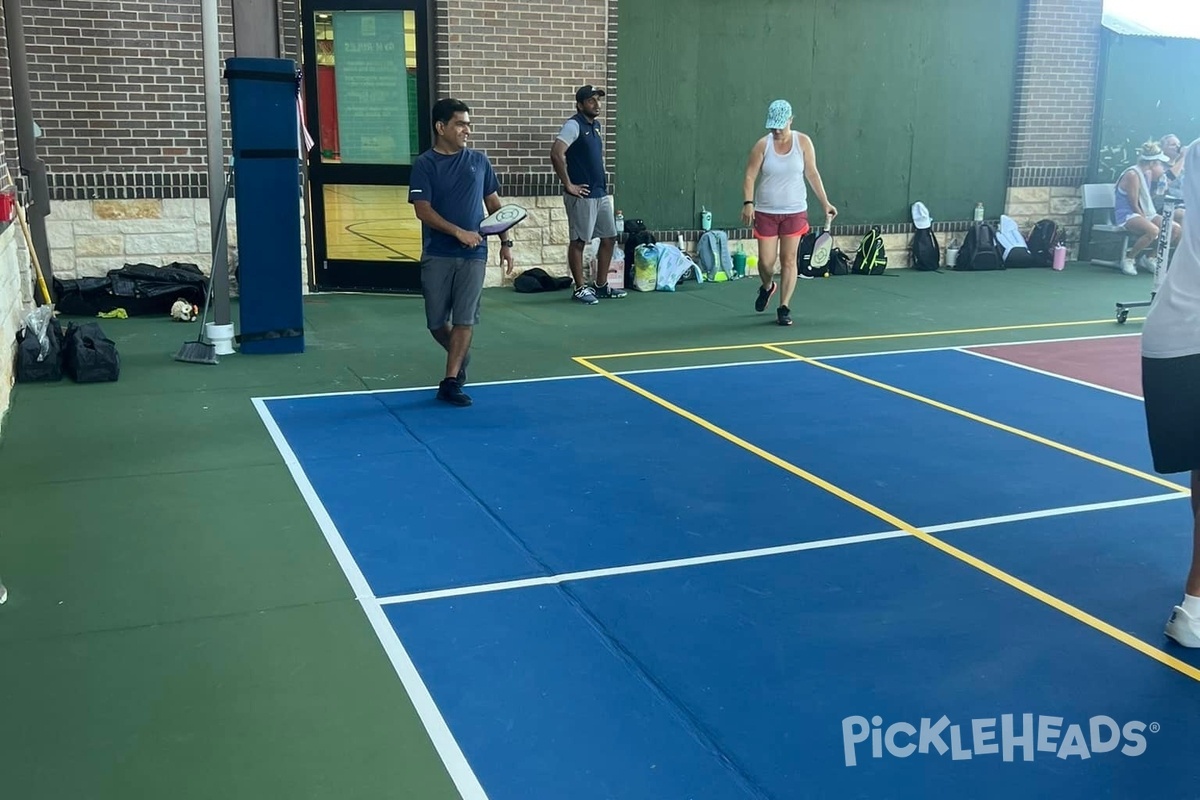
left=622, top=218, right=655, bottom=287
left=797, top=230, right=818, bottom=277
left=852, top=227, right=888, bottom=275
left=1025, top=219, right=1061, bottom=267
left=910, top=227, right=940, bottom=271
left=956, top=222, right=1003, bottom=271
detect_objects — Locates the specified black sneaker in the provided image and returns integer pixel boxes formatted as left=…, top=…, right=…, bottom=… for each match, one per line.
left=436, top=377, right=472, bottom=406
left=777, top=305, right=793, bottom=326
left=593, top=283, right=627, bottom=298
left=755, top=281, right=777, bottom=312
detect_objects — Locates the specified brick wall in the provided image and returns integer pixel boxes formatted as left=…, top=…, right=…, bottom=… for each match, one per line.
left=435, top=0, right=617, bottom=192
left=0, top=0, right=306, bottom=200
left=22, top=1, right=234, bottom=177
left=1008, top=0, right=1104, bottom=187
left=1003, top=0, right=1104, bottom=254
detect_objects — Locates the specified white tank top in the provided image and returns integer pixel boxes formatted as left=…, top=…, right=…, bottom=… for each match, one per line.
left=755, top=132, right=808, bottom=214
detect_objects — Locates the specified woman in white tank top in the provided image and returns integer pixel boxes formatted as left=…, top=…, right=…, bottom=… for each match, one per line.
left=754, top=131, right=808, bottom=215
left=741, top=99, right=837, bottom=326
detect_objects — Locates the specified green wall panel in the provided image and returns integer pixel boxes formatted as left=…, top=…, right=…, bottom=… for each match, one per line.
left=616, top=0, right=1020, bottom=230
left=1093, top=32, right=1200, bottom=182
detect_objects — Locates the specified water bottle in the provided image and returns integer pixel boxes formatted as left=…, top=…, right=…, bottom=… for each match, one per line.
left=732, top=242, right=747, bottom=277
left=1052, top=244, right=1067, bottom=271
left=615, top=209, right=624, bottom=233
left=700, top=206, right=712, bottom=231
left=973, top=202, right=984, bottom=223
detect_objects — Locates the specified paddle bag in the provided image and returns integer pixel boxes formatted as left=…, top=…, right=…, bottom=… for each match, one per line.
left=1025, top=219, right=1062, bottom=268
left=910, top=227, right=940, bottom=271
left=63, top=322, right=121, bottom=383
left=955, top=222, right=1004, bottom=271
left=797, top=230, right=818, bottom=277
left=852, top=227, right=888, bottom=275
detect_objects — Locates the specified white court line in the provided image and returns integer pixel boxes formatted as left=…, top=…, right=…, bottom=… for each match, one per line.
left=813, top=332, right=1140, bottom=362
left=251, top=399, right=490, bottom=800
left=377, top=491, right=1187, bottom=607
left=252, top=331, right=1138, bottom=403
left=956, top=347, right=1145, bottom=402
left=252, top=356, right=795, bottom=402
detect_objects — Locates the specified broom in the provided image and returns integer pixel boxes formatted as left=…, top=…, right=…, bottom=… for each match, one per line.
left=175, top=169, right=232, bottom=364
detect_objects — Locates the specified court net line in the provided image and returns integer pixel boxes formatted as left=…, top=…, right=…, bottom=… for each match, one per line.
left=762, top=344, right=1185, bottom=494
left=376, top=491, right=1185, bottom=607
left=253, top=328, right=1139, bottom=403
left=571, top=354, right=1200, bottom=684
left=578, top=317, right=1144, bottom=361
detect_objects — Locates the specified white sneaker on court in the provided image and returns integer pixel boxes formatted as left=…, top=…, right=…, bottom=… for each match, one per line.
left=1121, top=258, right=1138, bottom=276
left=1165, top=605, right=1200, bottom=647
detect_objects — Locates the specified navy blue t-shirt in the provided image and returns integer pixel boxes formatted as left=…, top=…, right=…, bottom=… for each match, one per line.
left=408, top=147, right=500, bottom=261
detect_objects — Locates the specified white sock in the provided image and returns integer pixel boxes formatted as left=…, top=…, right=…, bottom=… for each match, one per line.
left=1181, top=594, right=1200, bottom=616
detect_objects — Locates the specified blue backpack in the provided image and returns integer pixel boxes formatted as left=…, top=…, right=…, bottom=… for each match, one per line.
left=697, top=230, right=735, bottom=280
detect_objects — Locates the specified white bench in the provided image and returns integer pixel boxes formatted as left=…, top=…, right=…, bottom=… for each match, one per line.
left=1081, top=183, right=1130, bottom=267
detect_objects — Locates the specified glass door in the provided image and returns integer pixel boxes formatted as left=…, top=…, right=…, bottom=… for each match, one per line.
left=302, top=0, right=432, bottom=293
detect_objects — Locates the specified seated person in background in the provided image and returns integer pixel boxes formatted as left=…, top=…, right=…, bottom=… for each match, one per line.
left=1155, top=134, right=1188, bottom=221
left=1115, top=141, right=1179, bottom=275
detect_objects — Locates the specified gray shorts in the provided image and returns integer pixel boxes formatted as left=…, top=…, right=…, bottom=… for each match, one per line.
left=564, top=194, right=618, bottom=242
left=421, top=256, right=486, bottom=329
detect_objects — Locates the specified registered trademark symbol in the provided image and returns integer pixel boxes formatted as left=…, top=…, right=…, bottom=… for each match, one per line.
left=1150, top=722, right=1161, bottom=733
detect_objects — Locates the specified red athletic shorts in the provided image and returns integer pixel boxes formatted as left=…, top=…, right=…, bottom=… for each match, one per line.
left=754, top=210, right=810, bottom=239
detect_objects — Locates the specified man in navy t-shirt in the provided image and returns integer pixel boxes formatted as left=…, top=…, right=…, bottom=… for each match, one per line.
left=550, top=85, right=625, bottom=303
left=409, top=98, right=513, bottom=407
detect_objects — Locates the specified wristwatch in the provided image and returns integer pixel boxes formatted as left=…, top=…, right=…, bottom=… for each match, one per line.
left=500, top=239, right=514, bottom=248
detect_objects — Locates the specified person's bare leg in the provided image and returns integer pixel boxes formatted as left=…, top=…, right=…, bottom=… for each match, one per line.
left=779, top=235, right=801, bottom=308
left=568, top=239, right=586, bottom=289
left=430, top=324, right=451, bottom=352
left=1184, top=470, right=1200, bottom=596
left=1126, top=216, right=1159, bottom=258
left=443, top=325, right=473, bottom=380
left=595, top=237, right=615, bottom=286
left=430, top=323, right=472, bottom=380
left=758, top=237, right=779, bottom=287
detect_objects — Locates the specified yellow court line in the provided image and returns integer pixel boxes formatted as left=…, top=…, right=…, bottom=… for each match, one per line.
left=572, top=354, right=1200, bottom=683
left=760, top=344, right=1187, bottom=494
left=581, top=317, right=1144, bottom=361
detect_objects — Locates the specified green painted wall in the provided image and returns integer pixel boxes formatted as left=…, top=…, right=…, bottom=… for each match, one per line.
left=616, top=0, right=1022, bottom=230
left=1092, top=31, right=1200, bottom=182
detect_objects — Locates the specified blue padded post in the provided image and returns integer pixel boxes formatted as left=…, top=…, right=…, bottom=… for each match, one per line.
left=225, top=57, right=305, bottom=355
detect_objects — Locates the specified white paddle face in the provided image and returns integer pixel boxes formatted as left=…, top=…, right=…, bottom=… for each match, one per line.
left=811, top=231, right=832, bottom=268
left=479, top=204, right=528, bottom=236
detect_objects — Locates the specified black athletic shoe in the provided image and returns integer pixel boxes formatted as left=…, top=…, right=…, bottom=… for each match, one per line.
left=755, top=281, right=777, bottom=312
left=777, top=305, right=793, bottom=326
left=436, top=377, right=472, bottom=406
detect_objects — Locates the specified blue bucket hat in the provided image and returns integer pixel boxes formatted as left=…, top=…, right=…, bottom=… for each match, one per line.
left=765, top=99, right=792, bottom=130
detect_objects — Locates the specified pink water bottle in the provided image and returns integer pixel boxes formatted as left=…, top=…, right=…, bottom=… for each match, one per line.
left=1052, top=244, right=1067, bottom=271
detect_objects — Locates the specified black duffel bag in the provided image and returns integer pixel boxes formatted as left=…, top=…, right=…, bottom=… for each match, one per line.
left=63, top=321, right=120, bottom=383
left=15, top=317, right=65, bottom=382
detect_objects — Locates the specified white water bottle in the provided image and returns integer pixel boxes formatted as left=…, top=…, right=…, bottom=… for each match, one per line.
left=973, top=202, right=984, bottom=222
left=615, top=209, right=624, bottom=233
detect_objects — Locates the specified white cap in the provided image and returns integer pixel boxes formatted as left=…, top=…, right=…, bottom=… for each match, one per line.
left=911, top=201, right=932, bottom=230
